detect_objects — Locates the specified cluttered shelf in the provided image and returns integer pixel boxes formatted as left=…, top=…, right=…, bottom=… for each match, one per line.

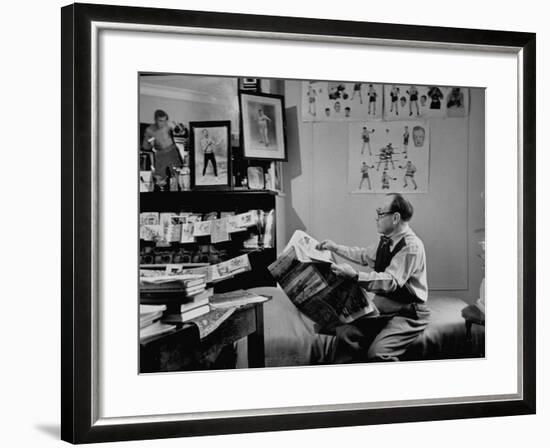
left=139, top=188, right=278, bottom=289
left=140, top=190, right=277, bottom=213
left=139, top=187, right=280, bottom=370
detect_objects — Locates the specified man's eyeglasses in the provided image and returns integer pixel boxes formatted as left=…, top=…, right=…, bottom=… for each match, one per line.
left=376, top=208, right=394, bottom=219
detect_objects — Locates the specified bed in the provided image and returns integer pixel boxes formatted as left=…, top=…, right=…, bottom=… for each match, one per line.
left=236, top=286, right=485, bottom=367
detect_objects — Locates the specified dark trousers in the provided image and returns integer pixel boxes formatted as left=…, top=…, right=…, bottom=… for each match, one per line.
left=331, top=298, right=430, bottom=363
left=203, top=152, right=217, bottom=176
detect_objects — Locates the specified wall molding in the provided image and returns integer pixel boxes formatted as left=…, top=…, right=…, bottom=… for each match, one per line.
left=140, top=82, right=229, bottom=106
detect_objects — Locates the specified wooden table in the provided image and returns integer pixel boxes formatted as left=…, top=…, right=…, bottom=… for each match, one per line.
left=140, top=301, right=266, bottom=373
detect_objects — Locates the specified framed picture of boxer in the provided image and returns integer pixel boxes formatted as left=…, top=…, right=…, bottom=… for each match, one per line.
left=239, top=91, right=287, bottom=160
left=189, top=121, right=232, bottom=190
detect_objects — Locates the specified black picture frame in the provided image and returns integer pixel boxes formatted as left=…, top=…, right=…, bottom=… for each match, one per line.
left=61, top=2, right=536, bottom=444
left=239, top=77, right=261, bottom=92
left=239, top=91, right=288, bottom=161
left=189, top=121, right=232, bottom=190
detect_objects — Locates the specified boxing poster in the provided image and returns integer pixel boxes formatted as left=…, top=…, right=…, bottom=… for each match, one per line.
left=383, top=85, right=469, bottom=120
left=348, top=121, right=430, bottom=194
left=302, top=81, right=383, bottom=122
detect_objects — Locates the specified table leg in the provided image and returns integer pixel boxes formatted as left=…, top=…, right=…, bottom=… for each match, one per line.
left=247, top=303, right=265, bottom=368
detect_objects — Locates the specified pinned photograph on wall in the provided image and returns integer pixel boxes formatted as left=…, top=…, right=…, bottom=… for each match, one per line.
left=302, top=81, right=383, bottom=122
left=445, top=87, right=470, bottom=117
left=240, top=92, right=287, bottom=160
left=189, top=121, right=231, bottom=189
left=383, top=84, right=469, bottom=120
left=348, top=121, right=430, bottom=194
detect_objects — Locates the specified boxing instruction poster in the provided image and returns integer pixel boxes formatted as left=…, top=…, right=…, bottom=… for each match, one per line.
left=348, top=120, right=430, bottom=194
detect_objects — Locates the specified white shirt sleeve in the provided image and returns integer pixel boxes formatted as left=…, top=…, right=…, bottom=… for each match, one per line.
left=356, top=243, right=422, bottom=294
left=333, top=243, right=377, bottom=268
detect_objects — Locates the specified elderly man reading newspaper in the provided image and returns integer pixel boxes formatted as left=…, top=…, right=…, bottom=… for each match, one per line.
left=317, top=193, right=429, bottom=362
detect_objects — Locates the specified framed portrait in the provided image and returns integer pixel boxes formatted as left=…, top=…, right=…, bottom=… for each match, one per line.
left=267, top=161, right=284, bottom=194
left=239, top=77, right=261, bottom=92
left=239, top=91, right=287, bottom=160
left=189, top=121, right=232, bottom=189
left=61, top=3, right=535, bottom=444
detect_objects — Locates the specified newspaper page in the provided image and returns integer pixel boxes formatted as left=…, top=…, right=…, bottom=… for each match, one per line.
left=269, top=230, right=377, bottom=331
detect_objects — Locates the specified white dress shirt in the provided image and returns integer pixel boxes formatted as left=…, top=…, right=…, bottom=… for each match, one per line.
left=332, top=226, right=428, bottom=303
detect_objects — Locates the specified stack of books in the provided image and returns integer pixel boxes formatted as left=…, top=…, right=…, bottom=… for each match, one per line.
left=162, top=288, right=213, bottom=324
left=139, top=304, right=177, bottom=344
left=185, top=290, right=269, bottom=339
left=139, top=272, right=207, bottom=303
left=140, top=304, right=166, bottom=328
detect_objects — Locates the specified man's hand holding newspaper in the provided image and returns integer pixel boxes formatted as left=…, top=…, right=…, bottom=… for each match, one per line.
left=269, top=230, right=378, bottom=331
left=317, top=239, right=359, bottom=280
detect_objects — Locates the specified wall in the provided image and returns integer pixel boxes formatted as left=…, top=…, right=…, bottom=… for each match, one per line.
left=139, top=78, right=275, bottom=141
left=139, top=94, right=239, bottom=138
left=282, top=81, right=485, bottom=302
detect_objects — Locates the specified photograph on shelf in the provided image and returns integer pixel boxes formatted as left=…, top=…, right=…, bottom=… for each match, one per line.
left=240, top=91, right=287, bottom=160
left=173, top=136, right=189, bottom=165
left=246, top=166, right=266, bottom=189
left=189, top=121, right=232, bottom=189
left=302, top=81, right=383, bottom=122
left=266, top=161, right=283, bottom=193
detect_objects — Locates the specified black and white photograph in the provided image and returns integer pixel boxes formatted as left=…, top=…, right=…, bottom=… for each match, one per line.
left=138, top=73, right=485, bottom=373
left=0, top=0, right=545, bottom=444
left=139, top=113, right=184, bottom=190
left=189, top=121, right=231, bottom=189
left=302, top=81, right=384, bottom=122
left=348, top=120, right=430, bottom=193
left=383, top=84, right=470, bottom=120
left=240, top=91, right=287, bottom=160
left=54, top=1, right=538, bottom=443
left=267, top=161, right=284, bottom=193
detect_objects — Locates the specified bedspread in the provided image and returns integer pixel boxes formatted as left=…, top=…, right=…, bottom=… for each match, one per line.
left=236, top=287, right=484, bottom=368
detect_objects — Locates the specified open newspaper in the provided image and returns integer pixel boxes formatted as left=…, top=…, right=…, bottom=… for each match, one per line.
left=268, top=230, right=378, bottom=331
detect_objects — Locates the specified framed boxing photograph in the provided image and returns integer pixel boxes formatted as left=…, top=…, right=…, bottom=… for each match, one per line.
left=189, top=120, right=232, bottom=189
left=61, top=3, right=535, bottom=444
left=239, top=91, right=287, bottom=161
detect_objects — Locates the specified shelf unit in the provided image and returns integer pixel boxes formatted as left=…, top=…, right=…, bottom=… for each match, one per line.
left=139, top=190, right=278, bottom=291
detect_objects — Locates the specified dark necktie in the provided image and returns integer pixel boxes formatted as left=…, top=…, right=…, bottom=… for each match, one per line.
left=374, top=235, right=392, bottom=272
